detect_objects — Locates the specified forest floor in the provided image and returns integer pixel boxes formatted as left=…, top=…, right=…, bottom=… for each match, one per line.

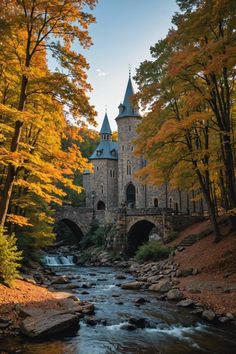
left=0, top=278, right=63, bottom=336
left=170, top=220, right=236, bottom=315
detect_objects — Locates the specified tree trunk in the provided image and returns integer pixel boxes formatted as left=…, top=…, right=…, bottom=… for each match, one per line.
left=0, top=75, right=27, bottom=227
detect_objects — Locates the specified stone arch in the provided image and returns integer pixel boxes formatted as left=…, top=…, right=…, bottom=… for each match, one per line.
left=97, top=200, right=105, bottom=210
left=126, top=182, right=135, bottom=208
left=55, top=218, right=84, bottom=244
left=127, top=219, right=156, bottom=256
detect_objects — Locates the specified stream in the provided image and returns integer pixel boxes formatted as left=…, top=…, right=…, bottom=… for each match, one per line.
left=1, top=264, right=236, bottom=354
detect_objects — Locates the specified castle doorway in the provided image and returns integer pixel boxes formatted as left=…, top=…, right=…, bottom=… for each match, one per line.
left=126, top=183, right=135, bottom=208
left=97, top=200, right=105, bottom=210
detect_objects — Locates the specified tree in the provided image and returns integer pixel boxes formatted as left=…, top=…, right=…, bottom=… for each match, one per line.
left=134, top=0, right=236, bottom=240
left=0, top=0, right=97, bottom=227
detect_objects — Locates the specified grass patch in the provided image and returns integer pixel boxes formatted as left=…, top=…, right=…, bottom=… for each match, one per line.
left=134, top=240, right=172, bottom=262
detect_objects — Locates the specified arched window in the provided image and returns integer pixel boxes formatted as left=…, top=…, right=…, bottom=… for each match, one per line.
left=97, top=201, right=105, bottom=210
left=126, top=183, right=136, bottom=208
left=169, top=197, right=173, bottom=209
left=154, top=198, right=159, bottom=207
left=127, top=160, right=131, bottom=175
left=101, top=185, right=103, bottom=194
left=122, top=145, right=125, bottom=152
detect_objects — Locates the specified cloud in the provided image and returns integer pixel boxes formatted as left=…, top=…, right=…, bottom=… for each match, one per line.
left=96, top=68, right=108, bottom=77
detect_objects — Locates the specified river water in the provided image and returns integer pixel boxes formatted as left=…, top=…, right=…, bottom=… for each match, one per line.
left=1, top=265, right=236, bottom=354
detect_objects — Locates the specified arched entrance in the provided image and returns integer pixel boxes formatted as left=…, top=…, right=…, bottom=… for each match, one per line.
left=97, top=200, right=105, bottom=210
left=55, top=219, right=84, bottom=245
left=126, top=183, right=135, bottom=208
left=127, top=220, right=156, bottom=256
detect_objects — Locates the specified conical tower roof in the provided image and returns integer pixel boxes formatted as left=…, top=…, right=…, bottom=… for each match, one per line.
left=116, top=77, right=141, bottom=119
left=100, top=112, right=112, bottom=135
left=89, top=112, right=118, bottom=160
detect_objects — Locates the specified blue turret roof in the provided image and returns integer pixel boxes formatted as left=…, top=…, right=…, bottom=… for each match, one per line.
left=89, top=112, right=118, bottom=160
left=116, top=77, right=141, bottom=119
left=90, top=140, right=118, bottom=160
left=100, top=113, right=112, bottom=135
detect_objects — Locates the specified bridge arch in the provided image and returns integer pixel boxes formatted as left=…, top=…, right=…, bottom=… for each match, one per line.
left=127, top=219, right=156, bottom=256
left=55, top=218, right=84, bottom=244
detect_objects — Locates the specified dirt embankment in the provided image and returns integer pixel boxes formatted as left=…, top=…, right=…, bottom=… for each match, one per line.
left=170, top=220, right=236, bottom=315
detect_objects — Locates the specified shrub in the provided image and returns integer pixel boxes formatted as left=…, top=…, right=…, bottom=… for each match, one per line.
left=80, top=220, right=112, bottom=250
left=0, top=228, right=22, bottom=287
left=134, top=240, right=171, bottom=262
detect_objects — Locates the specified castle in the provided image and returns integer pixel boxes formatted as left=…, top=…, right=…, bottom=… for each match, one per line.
left=83, top=76, right=202, bottom=214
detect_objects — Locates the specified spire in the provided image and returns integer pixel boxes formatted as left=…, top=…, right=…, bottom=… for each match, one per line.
left=116, top=75, right=140, bottom=119
left=89, top=111, right=118, bottom=160
left=100, top=112, right=112, bottom=136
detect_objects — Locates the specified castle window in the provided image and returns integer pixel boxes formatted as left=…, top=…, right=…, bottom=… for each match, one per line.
left=96, top=166, right=99, bottom=171
left=97, top=201, right=105, bottom=210
left=110, top=169, right=113, bottom=177
left=169, top=197, right=173, bottom=209
left=122, top=145, right=124, bottom=152
left=127, top=160, right=131, bottom=175
left=101, top=185, right=104, bottom=194
left=129, top=126, right=131, bottom=131
left=154, top=198, right=159, bottom=207
left=131, top=146, right=134, bottom=151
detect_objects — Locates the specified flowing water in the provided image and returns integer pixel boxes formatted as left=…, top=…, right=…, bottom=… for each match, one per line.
left=1, top=265, right=236, bottom=354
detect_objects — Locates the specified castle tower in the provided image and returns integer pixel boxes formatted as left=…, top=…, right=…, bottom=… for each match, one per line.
left=116, top=76, right=146, bottom=208
left=83, top=113, right=118, bottom=210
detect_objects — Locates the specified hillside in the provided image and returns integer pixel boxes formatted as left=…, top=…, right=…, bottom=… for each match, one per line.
left=170, top=220, right=236, bottom=315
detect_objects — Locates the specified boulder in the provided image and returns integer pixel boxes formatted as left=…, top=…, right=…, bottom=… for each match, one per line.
left=116, top=275, right=126, bottom=280
left=147, top=275, right=163, bottom=283
left=181, top=268, right=193, bottom=277
left=121, top=282, right=142, bottom=290
left=51, top=276, right=69, bottom=285
left=177, top=299, right=194, bottom=307
left=120, top=323, right=137, bottom=331
left=202, top=310, right=216, bottom=322
left=166, top=289, right=183, bottom=301
left=135, top=297, right=147, bottom=305
left=21, top=311, right=79, bottom=338
left=85, top=316, right=97, bottom=326
left=128, top=317, right=147, bottom=329
left=149, top=279, right=172, bottom=293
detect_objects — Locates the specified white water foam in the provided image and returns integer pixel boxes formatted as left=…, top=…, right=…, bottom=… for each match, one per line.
left=43, top=255, right=74, bottom=266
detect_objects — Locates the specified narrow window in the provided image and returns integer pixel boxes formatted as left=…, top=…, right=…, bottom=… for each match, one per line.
left=110, top=169, right=112, bottom=177
left=101, top=185, right=103, bottom=194
left=122, top=145, right=124, bottom=152
left=127, top=160, right=131, bottom=175
left=129, top=126, right=131, bottom=131
left=154, top=198, right=158, bottom=207
left=169, top=197, right=172, bottom=209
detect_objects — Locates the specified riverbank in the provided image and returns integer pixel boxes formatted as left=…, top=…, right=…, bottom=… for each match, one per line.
left=0, top=220, right=235, bottom=338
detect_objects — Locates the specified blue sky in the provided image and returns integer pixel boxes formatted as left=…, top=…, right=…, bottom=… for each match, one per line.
left=78, top=0, right=178, bottom=131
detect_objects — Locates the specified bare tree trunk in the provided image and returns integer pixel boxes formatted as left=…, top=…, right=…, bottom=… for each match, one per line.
left=0, top=75, right=28, bottom=227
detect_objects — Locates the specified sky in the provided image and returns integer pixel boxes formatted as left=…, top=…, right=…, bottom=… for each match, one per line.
left=77, top=0, right=179, bottom=131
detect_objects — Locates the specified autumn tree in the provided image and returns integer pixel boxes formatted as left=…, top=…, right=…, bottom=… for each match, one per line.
left=0, top=0, right=97, bottom=227
left=134, top=0, right=236, bottom=240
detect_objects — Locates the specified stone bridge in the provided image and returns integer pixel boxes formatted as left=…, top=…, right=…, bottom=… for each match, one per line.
left=55, top=206, right=204, bottom=254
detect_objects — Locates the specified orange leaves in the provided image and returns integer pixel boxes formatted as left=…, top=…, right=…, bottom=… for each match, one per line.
left=6, top=214, right=33, bottom=227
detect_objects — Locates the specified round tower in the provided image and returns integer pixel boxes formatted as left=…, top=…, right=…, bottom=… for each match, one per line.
left=116, top=76, right=145, bottom=208
left=83, top=112, right=118, bottom=210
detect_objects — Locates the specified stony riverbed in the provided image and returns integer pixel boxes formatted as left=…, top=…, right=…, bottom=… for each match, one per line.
left=1, top=264, right=236, bottom=354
